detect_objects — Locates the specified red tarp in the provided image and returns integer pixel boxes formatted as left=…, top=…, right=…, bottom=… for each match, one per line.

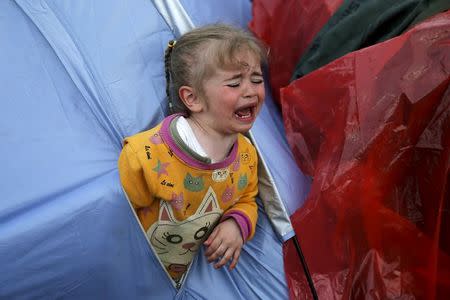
left=249, top=0, right=343, bottom=103
left=280, top=12, right=450, bottom=299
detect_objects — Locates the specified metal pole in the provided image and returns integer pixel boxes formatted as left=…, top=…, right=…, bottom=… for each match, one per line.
left=292, top=235, right=318, bottom=300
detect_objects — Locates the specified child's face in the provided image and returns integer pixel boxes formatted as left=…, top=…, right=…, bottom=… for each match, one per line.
left=199, top=51, right=265, bottom=136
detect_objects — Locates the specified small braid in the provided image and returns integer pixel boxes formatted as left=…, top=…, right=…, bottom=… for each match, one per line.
left=164, top=40, right=176, bottom=113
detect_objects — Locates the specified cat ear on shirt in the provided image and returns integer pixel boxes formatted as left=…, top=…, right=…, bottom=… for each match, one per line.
left=159, top=201, right=175, bottom=222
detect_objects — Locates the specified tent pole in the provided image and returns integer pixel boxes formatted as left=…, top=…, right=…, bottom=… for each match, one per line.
left=292, top=235, right=318, bottom=300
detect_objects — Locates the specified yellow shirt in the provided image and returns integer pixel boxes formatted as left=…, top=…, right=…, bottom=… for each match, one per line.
left=118, top=114, right=258, bottom=283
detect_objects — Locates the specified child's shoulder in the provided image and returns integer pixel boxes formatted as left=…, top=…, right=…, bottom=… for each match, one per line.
left=237, top=133, right=257, bottom=154
left=123, top=123, right=163, bottom=150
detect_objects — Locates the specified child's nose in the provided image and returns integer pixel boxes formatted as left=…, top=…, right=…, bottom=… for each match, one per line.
left=243, top=82, right=258, bottom=98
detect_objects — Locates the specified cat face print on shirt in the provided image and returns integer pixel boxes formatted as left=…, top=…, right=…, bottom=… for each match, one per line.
left=237, top=174, right=248, bottom=191
left=170, top=192, right=184, bottom=211
left=240, top=150, right=251, bottom=164
left=184, top=173, right=204, bottom=192
left=147, top=186, right=222, bottom=284
left=150, top=132, right=163, bottom=144
left=221, top=186, right=234, bottom=203
left=212, top=168, right=229, bottom=182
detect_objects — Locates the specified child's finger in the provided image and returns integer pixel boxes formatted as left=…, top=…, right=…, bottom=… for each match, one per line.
left=204, top=237, right=221, bottom=257
left=214, top=248, right=234, bottom=269
left=206, top=243, right=226, bottom=262
left=204, top=227, right=218, bottom=246
left=228, top=247, right=241, bottom=270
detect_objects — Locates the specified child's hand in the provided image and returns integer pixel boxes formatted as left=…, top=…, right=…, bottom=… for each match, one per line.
left=204, top=218, right=243, bottom=270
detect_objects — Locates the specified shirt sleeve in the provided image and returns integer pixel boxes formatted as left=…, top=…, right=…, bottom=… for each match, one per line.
left=118, top=140, right=153, bottom=208
left=223, top=146, right=258, bottom=241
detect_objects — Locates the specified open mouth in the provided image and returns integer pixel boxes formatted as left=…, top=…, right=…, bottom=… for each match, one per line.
left=234, top=105, right=255, bottom=121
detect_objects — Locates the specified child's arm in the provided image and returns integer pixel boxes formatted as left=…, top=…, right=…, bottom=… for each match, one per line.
left=204, top=146, right=259, bottom=270
left=118, top=141, right=153, bottom=208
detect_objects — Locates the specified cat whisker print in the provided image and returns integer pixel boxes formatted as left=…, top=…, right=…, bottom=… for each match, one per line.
left=152, top=244, right=166, bottom=251
left=152, top=237, right=167, bottom=248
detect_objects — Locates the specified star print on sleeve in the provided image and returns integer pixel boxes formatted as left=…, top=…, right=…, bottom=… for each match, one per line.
left=152, top=159, right=169, bottom=178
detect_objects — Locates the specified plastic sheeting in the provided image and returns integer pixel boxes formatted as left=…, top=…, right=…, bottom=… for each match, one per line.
left=0, top=0, right=311, bottom=299
left=281, top=11, right=450, bottom=299
left=291, top=0, right=450, bottom=80
left=249, top=0, right=343, bottom=102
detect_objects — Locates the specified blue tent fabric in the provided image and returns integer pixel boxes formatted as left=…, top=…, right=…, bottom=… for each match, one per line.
left=1, top=0, right=310, bottom=299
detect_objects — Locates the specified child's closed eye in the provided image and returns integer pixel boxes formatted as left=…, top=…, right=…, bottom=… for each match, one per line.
left=251, top=79, right=263, bottom=84
left=251, top=75, right=264, bottom=84
left=227, top=82, right=240, bottom=88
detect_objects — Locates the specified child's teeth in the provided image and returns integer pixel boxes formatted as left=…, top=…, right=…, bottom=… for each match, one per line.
left=236, top=108, right=251, bottom=118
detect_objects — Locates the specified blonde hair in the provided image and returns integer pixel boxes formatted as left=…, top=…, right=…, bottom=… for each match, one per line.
left=164, top=24, right=268, bottom=114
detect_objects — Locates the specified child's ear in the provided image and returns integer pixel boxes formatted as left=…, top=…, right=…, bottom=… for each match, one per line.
left=179, top=85, right=203, bottom=113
